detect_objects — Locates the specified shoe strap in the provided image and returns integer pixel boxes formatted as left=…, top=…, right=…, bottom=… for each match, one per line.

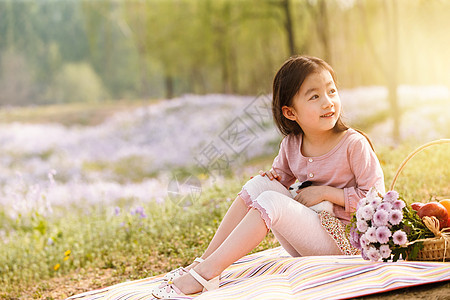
left=194, top=257, right=204, bottom=263
left=159, top=280, right=183, bottom=295
left=172, top=266, right=187, bottom=273
left=188, top=269, right=216, bottom=291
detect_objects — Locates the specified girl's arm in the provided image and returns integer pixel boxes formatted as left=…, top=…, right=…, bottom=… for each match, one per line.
left=268, top=136, right=296, bottom=188
left=295, top=185, right=345, bottom=207
left=342, top=137, right=385, bottom=213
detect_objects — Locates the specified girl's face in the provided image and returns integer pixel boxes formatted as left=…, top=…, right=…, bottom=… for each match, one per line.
left=282, top=69, right=341, bottom=135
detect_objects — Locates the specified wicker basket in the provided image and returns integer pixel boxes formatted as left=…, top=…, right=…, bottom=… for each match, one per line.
left=390, top=139, right=450, bottom=262
left=408, top=216, right=450, bottom=261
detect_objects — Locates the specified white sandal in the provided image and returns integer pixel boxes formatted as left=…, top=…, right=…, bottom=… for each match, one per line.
left=152, top=269, right=220, bottom=299
left=162, top=257, right=204, bottom=281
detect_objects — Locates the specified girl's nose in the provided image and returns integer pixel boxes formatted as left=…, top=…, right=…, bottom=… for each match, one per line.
left=322, top=95, right=334, bottom=109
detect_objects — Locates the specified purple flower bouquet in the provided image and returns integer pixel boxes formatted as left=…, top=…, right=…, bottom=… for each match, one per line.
left=348, top=189, right=434, bottom=262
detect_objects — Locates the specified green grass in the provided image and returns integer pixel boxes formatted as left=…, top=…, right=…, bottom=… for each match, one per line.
left=377, top=142, right=450, bottom=202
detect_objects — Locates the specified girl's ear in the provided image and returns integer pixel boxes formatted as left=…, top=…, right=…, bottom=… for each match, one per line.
left=282, top=106, right=297, bottom=121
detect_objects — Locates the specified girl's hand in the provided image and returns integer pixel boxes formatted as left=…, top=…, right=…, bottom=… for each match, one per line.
left=294, top=186, right=327, bottom=207
left=259, top=168, right=280, bottom=181
left=294, top=186, right=345, bottom=207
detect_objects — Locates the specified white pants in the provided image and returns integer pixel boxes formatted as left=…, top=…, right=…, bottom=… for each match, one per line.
left=239, top=175, right=341, bottom=257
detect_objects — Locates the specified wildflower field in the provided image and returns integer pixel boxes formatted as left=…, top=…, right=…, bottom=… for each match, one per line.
left=0, top=87, right=449, bottom=299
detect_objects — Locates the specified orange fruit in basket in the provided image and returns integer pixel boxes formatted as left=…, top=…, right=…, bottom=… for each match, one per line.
left=440, top=199, right=450, bottom=213
left=439, top=199, right=450, bottom=228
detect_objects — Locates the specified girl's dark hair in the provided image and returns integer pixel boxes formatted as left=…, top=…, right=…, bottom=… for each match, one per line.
left=272, top=55, right=374, bottom=150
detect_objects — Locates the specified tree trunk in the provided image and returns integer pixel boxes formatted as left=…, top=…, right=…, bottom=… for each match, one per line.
left=281, top=0, right=296, bottom=55
left=317, top=0, right=331, bottom=63
left=386, top=0, right=400, bottom=144
left=359, top=0, right=401, bottom=145
left=165, top=73, right=174, bottom=99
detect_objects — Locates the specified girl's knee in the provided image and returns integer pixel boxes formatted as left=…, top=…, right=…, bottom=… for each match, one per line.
left=245, top=174, right=271, bottom=186
left=257, top=190, right=283, bottom=203
left=256, top=193, right=313, bottom=227
left=240, top=175, right=292, bottom=210
left=253, top=191, right=291, bottom=224
left=243, top=175, right=289, bottom=195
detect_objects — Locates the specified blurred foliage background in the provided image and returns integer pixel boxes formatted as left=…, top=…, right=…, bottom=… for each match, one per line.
left=0, top=0, right=449, bottom=105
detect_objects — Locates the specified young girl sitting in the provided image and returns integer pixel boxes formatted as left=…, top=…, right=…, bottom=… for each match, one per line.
left=152, top=55, right=385, bottom=298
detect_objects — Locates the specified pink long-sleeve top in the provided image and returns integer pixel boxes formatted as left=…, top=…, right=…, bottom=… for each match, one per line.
left=272, top=128, right=385, bottom=224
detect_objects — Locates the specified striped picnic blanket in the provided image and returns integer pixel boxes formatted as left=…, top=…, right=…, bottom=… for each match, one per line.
left=67, top=247, right=450, bottom=300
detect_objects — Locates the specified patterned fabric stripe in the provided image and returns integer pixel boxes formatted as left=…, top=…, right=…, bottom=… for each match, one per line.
left=318, top=264, right=450, bottom=299
left=67, top=247, right=450, bottom=300
left=197, top=275, right=296, bottom=300
left=319, top=211, right=360, bottom=255
left=287, top=260, right=450, bottom=299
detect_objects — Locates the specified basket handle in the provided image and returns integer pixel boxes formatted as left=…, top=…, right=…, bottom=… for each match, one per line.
left=390, top=139, right=450, bottom=191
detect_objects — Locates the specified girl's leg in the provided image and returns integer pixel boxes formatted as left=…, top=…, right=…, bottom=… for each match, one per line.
left=188, top=175, right=288, bottom=268
left=173, top=208, right=268, bottom=294
left=256, top=191, right=341, bottom=256
left=269, top=231, right=300, bottom=257
left=200, top=194, right=249, bottom=259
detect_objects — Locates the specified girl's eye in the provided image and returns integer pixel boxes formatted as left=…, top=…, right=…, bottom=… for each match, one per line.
left=329, top=89, right=337, bottom=95
left=309, top=95, right=319, bottom=101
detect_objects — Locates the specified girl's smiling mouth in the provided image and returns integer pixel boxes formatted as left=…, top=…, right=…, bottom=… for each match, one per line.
left=320, top=112, right=335, bottom=118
